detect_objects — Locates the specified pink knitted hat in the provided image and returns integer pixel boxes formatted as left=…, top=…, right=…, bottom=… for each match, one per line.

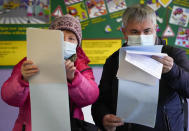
left=49, top=14, right=82, bottom=45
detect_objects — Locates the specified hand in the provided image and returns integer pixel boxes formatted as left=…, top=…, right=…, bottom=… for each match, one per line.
left=21, top=60, right=39, bottom=82
left=152, top=55, right=173, bottom=73
left=103, top=114, right=124, bottom=131
left=65, top=59, right=76, bottom=82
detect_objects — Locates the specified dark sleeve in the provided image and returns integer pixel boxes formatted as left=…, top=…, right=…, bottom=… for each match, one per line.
left=162, top=46, right=189, bottom=98
left=91, top=51, right=119, bottom=130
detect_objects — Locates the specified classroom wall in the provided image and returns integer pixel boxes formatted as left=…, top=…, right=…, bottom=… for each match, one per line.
left=0, top=67, right=102, bottom=131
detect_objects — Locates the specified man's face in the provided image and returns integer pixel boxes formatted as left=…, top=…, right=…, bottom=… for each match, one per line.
left=122, top=18, right=157, bottom=41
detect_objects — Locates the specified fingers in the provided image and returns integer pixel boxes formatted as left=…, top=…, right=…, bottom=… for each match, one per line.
left=151, top=55, right=173, bottom=73
left=65, top=60, right=76, bottom=81
left=103, top=114, right=124, bottom=131
left=21, top=60, right=39, bottom=81
left=65, top=60, right=75, bottom=70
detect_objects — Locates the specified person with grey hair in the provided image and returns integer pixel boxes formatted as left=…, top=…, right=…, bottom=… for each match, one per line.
left=91, top=4, right=189, bottom=131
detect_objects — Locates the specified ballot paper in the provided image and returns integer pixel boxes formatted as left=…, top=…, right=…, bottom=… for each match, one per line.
left=125, top=50, right=167, bottom=79
left=116, top=46, right=164, bottom=128
left=117, top=46, right=166, bottom=86
left=27, top=28, right=71, bottom=131
left=117, top=79, right=159, bottom=127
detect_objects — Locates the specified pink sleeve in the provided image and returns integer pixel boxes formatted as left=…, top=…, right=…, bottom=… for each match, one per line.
left=68, top=69, right=99, bottom=108
left=1, top=58, right=29, bottom=107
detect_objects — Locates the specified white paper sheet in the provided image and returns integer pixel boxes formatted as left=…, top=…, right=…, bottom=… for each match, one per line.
left=27, top=28, right=71, bottom=131
left=125, top=50, right=167, bottom=79
left=117, top=79, right=159, bottom=127
left=117, top=49, right=155, bottom=86
left=116, top=46, right=163, bottom=128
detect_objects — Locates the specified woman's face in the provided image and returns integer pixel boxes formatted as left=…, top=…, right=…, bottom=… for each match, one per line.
left=63, top=30, right=78, bottom=45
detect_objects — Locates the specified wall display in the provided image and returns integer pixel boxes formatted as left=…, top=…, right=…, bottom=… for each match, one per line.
left=82, top=39, right=122, bottom=64
left=85, top=0, right=107, bottom=18
left=66, top=2, right=88, bottom=21
left=64, top=0, right=83, bottom=5
left=0, top=41, right=26, bottom=65
left=162, top=25, right=175, bottom=37
left=159, top=0, right=172, bottom=7
left=175, top=27, right=189, bottom=48
left=0, top=0, right=50, bottom=24
left=52, top=5, right=63, bottom=17
left=106, top=0, right=127, bottom=13
left=169, top=5, right=189, bottom=27
left=0, top=0, right=189, bottom=66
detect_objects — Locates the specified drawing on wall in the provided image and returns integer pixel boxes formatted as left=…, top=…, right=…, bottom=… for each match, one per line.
left=169, top=6, right=189, bottom=27
left=52, top=5, right=63, bottom=17
left=159, top=0, right=172, bottom=8
left=147, top=0, right=161, bottom=11
left=106, top=0, right=126, bottom=13
left=0, top=0, right=50, bottom=24
left=85, top=0, right=107, bottom=18
left=64, top=0, right=83, bottom=6
left=66, top=2, right=88, bottom=21
left=175, top=27, right=189, bottom=48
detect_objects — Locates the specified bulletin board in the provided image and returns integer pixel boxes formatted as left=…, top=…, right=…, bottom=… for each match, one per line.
left=0, top=0, right=189, bottom=66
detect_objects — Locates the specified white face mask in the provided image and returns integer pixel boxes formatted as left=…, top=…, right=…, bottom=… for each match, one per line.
left=63, top=41, right=77, bottom=59
left=127, top=35, right=155, bottom=46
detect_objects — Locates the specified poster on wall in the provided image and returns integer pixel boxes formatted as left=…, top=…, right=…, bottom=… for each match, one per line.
left=106, top=0, right=126, bottom=13
left=0, top=41, right=26, bottom=65
left=64, top=0, right=83, bottom=6
left=0, top=0, right=50, bottom=24
left=0, top=0, right=50, bottom=66
left=175, top=27, right=189, bottom=48
left=66, top=2, right=88, bottom=21
left=169, top=5, right=189, bottom=27
left=85, top=0, right=107, bottom=18
left=146, top=0, right=161, bottom=11
left=82, top=39, right=122, bottom=64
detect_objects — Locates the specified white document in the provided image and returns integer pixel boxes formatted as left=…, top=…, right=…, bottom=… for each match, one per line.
left=117, top=79, right=159, bottom=128
left=27, top=28, right=71, bottom=131
left=125, top=50, right=167, bottom=79
left=116, top=46, right=163, bottom=128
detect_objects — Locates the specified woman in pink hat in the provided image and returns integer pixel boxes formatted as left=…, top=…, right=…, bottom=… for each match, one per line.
left=1, top=14, right=99, bottom=131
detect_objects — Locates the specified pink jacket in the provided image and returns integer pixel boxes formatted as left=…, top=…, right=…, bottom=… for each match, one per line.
left=1, top=47, right=99, bottom=131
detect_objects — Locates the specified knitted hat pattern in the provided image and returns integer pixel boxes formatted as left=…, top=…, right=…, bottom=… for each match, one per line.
left=49, top=14, right=82, bottom=46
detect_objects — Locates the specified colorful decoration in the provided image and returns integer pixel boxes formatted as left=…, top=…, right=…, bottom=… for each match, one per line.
left=159, top=0, right=172, bottom=8
left=175, top=27, right=189, bottom=48
left=66, top=2, right=88, bottom=21
left=169, top=6, right=189, bottom=27
left=106, top=0, right=126, bottom=13
left=162, top=25, right=175, bottom=37
left=86, top=0, right=107, bottom=18
left=52, top=6, right=63, bottom=17
left=105, top=25, right=112, bottom=32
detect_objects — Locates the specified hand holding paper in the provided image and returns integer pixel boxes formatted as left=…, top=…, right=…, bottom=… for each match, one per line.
left=125, top=50, right=167, bottom=79
left=152, top=55, right=174, bottom=73
left=21, top=60, right=39, bottom=82
left=65, top=59, right=76, bottom=81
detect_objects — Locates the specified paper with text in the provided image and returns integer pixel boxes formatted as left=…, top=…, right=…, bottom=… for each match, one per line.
left=27, top=28, right=71, bottom=131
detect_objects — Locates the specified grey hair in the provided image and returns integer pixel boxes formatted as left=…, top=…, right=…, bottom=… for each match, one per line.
left=122, top=4, right=156, bottom=28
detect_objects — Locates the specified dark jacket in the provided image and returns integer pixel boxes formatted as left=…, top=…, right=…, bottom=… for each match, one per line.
left=91, top=38, right=189, bottom=131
